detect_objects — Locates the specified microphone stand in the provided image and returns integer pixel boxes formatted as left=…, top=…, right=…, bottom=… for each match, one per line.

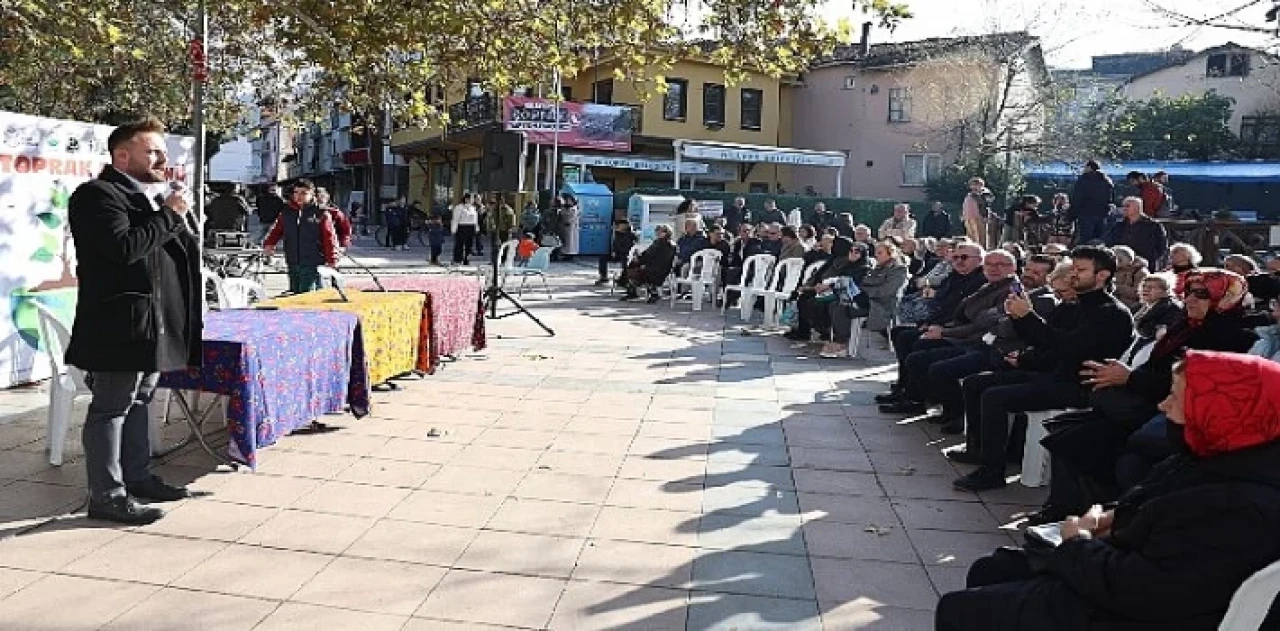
left=342, top=249, right=386, bottom=291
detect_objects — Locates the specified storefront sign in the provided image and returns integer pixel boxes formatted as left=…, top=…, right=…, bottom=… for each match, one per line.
left=503, top=97, right=632, bottom=152
left=561, top=153, right=710, bottom=175
left=681, top=144, right=846, bottom=167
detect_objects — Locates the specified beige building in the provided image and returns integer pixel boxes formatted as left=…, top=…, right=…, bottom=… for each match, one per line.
left=789, top=32, right=1050, bottom=201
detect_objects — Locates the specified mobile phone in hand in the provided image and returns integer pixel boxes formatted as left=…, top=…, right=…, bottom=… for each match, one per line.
left=1010, top=278, right=1023, bottom=296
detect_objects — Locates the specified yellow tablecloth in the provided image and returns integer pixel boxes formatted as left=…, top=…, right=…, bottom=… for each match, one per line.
left=263, top=288, right=426, bottom=385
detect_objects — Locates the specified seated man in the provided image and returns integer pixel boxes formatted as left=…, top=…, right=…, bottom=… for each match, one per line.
left=936, top=351, right=1280, bottom=631
left=876, top=241, right=988, bottom=405
left=621, top=224, right=676, bottom=304
left=887, top=254, right=1058, bottom=424
left=880, top=249, right=1021, bottom=416
left=950, top=246, right=1134, bottom=492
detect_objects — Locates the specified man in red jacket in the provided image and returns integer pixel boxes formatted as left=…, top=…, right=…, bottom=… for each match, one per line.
left=316, top=187, right=353, bottom=249
left=1127, top=171, right=1165, bottom=218
left=263, top=179, right=340, bottom=293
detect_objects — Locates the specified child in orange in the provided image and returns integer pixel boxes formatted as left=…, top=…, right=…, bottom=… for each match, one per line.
left=516, top=233, right=538, bottom=265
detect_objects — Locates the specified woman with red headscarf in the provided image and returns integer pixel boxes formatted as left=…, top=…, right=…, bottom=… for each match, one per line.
left=937, top=350, right=1280, bottom=631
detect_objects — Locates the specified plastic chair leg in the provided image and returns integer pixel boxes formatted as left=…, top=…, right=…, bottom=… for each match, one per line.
left=739, top=292, right=753, bottom=322
left=847, top=318, right=866, bottom=359
left=540, top=274, right=553, bottom=300
left=1021, top=412, right=1054, bottom=487
left=692, top=283, right=705, bottom=311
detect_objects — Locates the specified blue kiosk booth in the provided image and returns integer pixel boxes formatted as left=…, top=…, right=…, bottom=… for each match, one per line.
left=561, top=181, right=613, bottom=256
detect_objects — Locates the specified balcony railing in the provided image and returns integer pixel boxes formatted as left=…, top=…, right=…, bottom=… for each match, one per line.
left=446, top=96, right=499, bottom=132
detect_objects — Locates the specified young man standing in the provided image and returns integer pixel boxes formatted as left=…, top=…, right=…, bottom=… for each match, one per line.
left=66, top=116, right=205, bottom=524
left=962, top=178, right=994, bottom=246
left=263, top=179, right=340, bottom=293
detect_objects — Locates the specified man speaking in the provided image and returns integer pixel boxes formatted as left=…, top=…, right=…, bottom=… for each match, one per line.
left=66, top=116, right=204, bottom=525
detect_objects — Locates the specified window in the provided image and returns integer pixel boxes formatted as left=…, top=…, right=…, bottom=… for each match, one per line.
left=741, top=88, right=763, bottom=130
left=703, top=83, right=726, bottom=127
left=560, top=85, right=573, bottom=102
left=749, top=182, right=770, bottom=194
left=1207, top=53, right=1250, bottom=77
left=592, top=79, right=614, bottom=104
left=901, top=153, right=942, bottom=187
left=663, top=78, right=688, bottom=121
left=431, top=162, right=454, bottom=204
left=460, top=158, right=481, bottom=196
left=888, top=87, right=912, bottom=123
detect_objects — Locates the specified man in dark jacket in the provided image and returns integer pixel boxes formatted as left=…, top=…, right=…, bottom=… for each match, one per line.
left=204, top=185, right=251, bottom=234
left=263, top=179, right=340, bottom=293
left=755, top=199, right=786, bottom=225
left=622, top=225, right=677, bottom=303
left=807, top=201, right=835, bottom=233
left=1105, top=196, right=1167, bottom=270
left=724, top=196, right=749, bottom=233
left=596, top=219, right=639, bottom=286
left=255, top=183, right=285, bottom=242
left=937, top=350, right=1280, bottom=631
left=1070, top=160, right=1114, bottom=245
left=949, top=246, right=1135, bottom=491
left=878, top=242, right=987, bottom=402
left=66, top=117, right=204, bottom=525
left=920, top=202, right=951, bottom=239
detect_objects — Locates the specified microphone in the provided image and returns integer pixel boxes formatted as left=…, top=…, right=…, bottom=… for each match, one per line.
left=342, top=249, right=386, bottom=291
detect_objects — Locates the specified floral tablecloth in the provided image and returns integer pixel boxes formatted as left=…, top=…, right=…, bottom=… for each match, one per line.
left=349, top=275, right=486, bottom=369
left=263, top=288, right=427, bottom=384
left=159, top=309, right=371, bottom=467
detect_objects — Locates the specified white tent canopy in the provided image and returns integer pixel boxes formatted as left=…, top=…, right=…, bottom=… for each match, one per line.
left=672, top=139, right=848, bottom=195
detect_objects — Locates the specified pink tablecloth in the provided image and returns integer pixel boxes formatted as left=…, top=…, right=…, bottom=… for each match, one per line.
left=350, top=275, right=486, bottom=369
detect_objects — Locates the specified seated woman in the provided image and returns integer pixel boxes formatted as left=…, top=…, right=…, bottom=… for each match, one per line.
left=898, top=239, right=954, bottom=322
left=901, top=237, right=926, bottom=278
left=1112, top=245, right=1149, bottom=311
left=1033, top=269, right=1257, bottom=524
left=817, top=242, right=884, bottom=357
left=823, top=241, right=910, bottom=357
left=1165, top=241, right=1203, bottom=294
left=620, top=224, right=676, bottom=304
left=1131, top=272, right=1182, bottom=339
left=936, top=350, right=1280, bottom=631
left=785, top=237, right=854, bottom=343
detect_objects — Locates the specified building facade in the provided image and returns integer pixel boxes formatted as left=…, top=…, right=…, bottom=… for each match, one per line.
left=788, top=32, right=1050, bottom=201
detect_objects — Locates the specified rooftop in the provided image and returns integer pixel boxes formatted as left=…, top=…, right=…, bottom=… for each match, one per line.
left=813, top=31, right=1039, bottom=70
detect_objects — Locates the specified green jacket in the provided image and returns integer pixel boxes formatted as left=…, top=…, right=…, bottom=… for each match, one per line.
left=487, top=204, right=517, bottom=233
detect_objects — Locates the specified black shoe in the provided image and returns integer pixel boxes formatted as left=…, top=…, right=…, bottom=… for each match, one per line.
left=783, top=330, right=809, bottom=342
left=126, top=476, right=194, bottom=503
left=921, top=410, right=948, bottom=424
left=594, top=279, right=608, bottom=286
left=646, top=294, right=660, bottom=304
left=944, top=447, right=982, bottom=465
left=1024, top=505, right=1071, bottom=527
left=953, top=467, right=1007, bottom=492
left=620, top=293, right=638, bottom=301
left=879, top=401, right=927, bottom=415
left=88, top=495, right=164, bottom=525
left=940, top=419, right=966, bottom=435
left=874, top=392, right=903, bottom=404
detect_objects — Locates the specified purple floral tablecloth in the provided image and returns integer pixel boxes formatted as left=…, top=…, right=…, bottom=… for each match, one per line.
left=160, top=309, right=371, bottom=467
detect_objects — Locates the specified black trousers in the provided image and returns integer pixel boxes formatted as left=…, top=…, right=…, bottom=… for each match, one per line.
left=795, top=293, right=831, bottom=337
left=926, top=347, right=1003, bottom=419
left=901, top=342, right=970, bottom=402
left=962, top=371, right=1086, bottom=471
left=891, top=325, right=924, bottom=370
left=935, top=548, right=1089, bottom=631
left=453, top=224, right=476, bottom=263
left=1045, top=455, right=1120, bottom=515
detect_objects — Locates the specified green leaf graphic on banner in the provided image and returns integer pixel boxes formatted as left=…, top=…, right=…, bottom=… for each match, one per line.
left=37, top=212, right=61, bottom=229
left=31, top=248, right=55, bottom=263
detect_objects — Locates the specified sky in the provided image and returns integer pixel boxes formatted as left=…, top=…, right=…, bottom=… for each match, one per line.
left=821, top=0, right=1277, bottom=68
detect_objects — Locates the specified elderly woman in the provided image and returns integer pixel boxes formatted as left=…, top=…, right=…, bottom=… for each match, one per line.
left=620, top=224, right=676, bottom=303
left=821, top=241, right=909, bottom=357
left=1112, top=245, right=1150, bottom=310
left=938, top=350, right=1280, bottom=631
left=785, top=237, right=855, bottom=343
left=1033, top=269, right=1258, bottom=525
left=1165, top=242, right=1203, bottom=294
left=1131, top=272, right=1182, bottom=339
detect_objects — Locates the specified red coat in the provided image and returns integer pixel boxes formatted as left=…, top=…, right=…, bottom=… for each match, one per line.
left=325, top=206, right=353, bottom=248
left=1138, top=182, right=1165, bottom=217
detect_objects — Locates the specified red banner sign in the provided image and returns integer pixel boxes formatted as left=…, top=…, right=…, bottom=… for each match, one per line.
left=502, top=97, right=632, bottom=152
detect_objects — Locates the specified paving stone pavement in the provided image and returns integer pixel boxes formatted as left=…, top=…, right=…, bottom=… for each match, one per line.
left=0, top=268, right=1046, bottom=630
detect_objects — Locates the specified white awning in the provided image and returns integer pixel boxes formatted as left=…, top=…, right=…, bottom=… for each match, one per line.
left=562, top=153, right=710, bottom=175
left=672, top=139, right=849, bottom=195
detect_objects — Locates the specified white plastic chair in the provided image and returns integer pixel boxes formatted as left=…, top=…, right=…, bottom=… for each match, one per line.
left=509, top=247, right=554, bottom=299
left=200, top=268, right=226, bottom=311
left=1220, top=559, right=1280, bottom=630
left=760, top=258, right=806, bottom=327
left=220, top=278, right=266, bottom=308
left=721, top=254, right=775, bottom=320
left=317, top=266, right=345, bottom=289
left=1019, top=409, right=1079, bottom=487
left=32, top=302, right=90, bottom=466
left=495, top=239, right=520, bottom=287
left=670, top=249, right=723, bottom=311
left=801, top=260, right=825, bottom=285
left=846, top=317, right=867, bottom=358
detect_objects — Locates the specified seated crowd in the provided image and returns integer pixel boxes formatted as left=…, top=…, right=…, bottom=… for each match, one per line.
left=609, top=193, right=1280, bottom=630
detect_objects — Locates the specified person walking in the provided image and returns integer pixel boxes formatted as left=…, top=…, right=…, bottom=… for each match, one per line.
left=962, top=177, right=994, bottom=246
left=263, top=179, right=341, bottom=293
left=451, top=193, right=480, bottom=265
left=65, top=116, right=204, bottom=525
left=255, top=183, right=285, bottom=243
left=1071, top=160, right=1114, bottom=244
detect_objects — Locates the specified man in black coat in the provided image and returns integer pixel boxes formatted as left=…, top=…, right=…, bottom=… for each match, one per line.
left=1105, top=196, right=1168, bottom=271
left=724, top=196, right=749, bottom=234
left=66, top=117, right=205, bottom=525
left=1070, top=160, right=1114, bottom=245
left=950, top=246, right=1134, bottom=491
left=920, top=201, right=952, bottom=239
